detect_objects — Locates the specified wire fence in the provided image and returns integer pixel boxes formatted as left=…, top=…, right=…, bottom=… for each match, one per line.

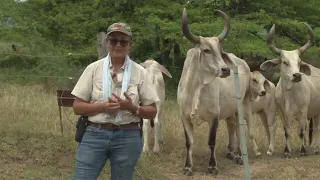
left=3, top=52, right=320, bottom=180
left=0, top=52, right=317, bottom=129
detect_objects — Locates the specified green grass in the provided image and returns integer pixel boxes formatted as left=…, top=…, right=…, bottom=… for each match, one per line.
left=1, top=82, right=320, bottom=180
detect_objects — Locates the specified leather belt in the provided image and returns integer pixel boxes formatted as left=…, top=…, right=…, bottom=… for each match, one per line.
left=87, top=121, right=140, bottom=130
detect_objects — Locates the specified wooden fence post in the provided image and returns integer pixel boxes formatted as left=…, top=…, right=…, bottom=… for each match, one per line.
left=97, top=32, right=108, bottom=59
left=56, top=90, right=75, bottom=134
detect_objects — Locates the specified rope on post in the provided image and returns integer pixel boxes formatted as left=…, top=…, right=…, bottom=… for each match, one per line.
left=233, top=66, right=251, bottom=180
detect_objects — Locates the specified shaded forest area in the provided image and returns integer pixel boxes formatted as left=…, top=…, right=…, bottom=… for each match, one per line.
left=1, top=0, right=320, bottom=93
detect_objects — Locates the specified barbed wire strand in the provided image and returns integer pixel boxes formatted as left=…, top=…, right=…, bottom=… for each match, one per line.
left=3, top=81, right=314, bottom=129
left=1, top=53, right=319, bottom=129
left=0, top=52, right=97, bottom=57
left=58, top=90, right=77, bottom=127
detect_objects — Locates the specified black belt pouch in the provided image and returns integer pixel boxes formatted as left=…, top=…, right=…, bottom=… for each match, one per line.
left=75, top=116, right=88, bottom=143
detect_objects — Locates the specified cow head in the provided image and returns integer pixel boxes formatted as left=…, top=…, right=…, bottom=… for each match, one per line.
left=140, top=59, right=172, bottom=81
left=249, top=71, right=272, bottom=100
left=182, top=8, right=234, bottom=79
left=260, top=23, right=314, bottom=85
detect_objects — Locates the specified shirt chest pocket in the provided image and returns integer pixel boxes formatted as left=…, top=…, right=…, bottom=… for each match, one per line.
left=127, top=80, right=140, bottom=105
left=92, top=77, right=103, bottom=101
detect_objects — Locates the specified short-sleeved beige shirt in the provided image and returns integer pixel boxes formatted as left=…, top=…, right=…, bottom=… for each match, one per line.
left=71, top=58, right=160, bottom=124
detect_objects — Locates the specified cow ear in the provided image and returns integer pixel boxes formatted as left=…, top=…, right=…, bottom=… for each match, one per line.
left=221, top=52, right=235, bottom=68
left=264, top=80, right=272, bottom=93
left=260, top=59, right=280, bottom=71
left=157, top=64, right=172, bottom=78
left=300, top=61, right=311, bottom=76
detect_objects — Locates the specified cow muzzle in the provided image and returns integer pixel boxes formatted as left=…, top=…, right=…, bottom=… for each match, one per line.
left=292, top=73, right=302, bottom=82
left=259, top=90, right=266, bottom=96
left=220, top=67, right=230, bottom=78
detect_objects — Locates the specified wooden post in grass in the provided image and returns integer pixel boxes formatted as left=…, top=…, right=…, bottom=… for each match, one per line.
left=97, top=32, right=108, bottom=59
left=56, top=90, right=75, bottom=134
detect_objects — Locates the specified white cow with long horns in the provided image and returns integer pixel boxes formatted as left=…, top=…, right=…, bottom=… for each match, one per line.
left=260, top=23, right=320, bottom=157
left=177, top=8, right=255, bottom=176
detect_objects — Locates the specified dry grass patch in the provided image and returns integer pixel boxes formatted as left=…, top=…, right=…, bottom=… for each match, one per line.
left=1, top=83, right=320, bottom=179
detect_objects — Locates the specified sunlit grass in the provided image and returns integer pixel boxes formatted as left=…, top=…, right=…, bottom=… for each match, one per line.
left=1, top=82, right=320, bottom=180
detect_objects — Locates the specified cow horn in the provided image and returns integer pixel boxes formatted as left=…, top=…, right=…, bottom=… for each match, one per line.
left=214, top=9, right=230, bottom=42
left=182, top=8, right=200, bottom=44
left=267, top=24, right=282, bottom=56
left=298, top=22, right=315, bottom=54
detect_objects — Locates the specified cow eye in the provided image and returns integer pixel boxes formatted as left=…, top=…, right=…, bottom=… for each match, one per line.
left=253, top=79, right=258, bottom=83
left=283, top=61, right=288, bottom=66
left=203, top=49, right=210, bottom=53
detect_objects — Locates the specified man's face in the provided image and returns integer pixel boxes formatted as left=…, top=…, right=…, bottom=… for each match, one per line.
left=106, top=32, right=132, bottom=59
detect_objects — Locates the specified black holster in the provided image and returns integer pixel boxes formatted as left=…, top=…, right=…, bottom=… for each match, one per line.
left=139, top=118, right=143, bottom=138
left=75, top=116, right=88, bottom=143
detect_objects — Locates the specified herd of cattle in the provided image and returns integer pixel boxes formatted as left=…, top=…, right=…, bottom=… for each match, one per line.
left=140, top=8, right=319, bottom=176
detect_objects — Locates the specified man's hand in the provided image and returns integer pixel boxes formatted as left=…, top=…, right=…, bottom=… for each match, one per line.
left=101, top=101, right=120, bottom=115
left=108, top=97, right=118, bottom=103
left=112, top=92, right=137, bottom=112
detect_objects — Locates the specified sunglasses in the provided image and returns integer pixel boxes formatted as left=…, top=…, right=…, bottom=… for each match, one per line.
left=108, top=38, right=130, bottom=47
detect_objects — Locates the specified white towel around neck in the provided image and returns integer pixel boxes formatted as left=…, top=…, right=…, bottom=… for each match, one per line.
left=102, top=53, right=132, bottom=124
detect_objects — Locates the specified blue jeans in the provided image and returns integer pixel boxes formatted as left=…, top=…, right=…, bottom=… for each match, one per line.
left=72, top=125, right=142, bottom=180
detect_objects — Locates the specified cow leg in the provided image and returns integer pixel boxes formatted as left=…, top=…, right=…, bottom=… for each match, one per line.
left=142, top=118, right=151, bottom=153
left=234, top=118, right=244, bottom=165
left=297, top=110, right=308, bottom=156
left=263, top=108, right=277, bottom=156
left=308, top=118, right=314, bottom=146
left=182, top=115, right=194, bottom=176
left=258, top=112, right=270, bottom=142
left=153, top=113, right=161, bottom=153
left=225, top=117, right=236, bottom=160
left=208, top=116, right=219, bottom=176
left=311, top=115, right=320, bottom=154
left=242, top=99, right=260, bottom=157
left=158, top=110, right=164, bottom=145
left=245, top=111, right=261, bottom=157
left=282, top=112, right=293, bottom=158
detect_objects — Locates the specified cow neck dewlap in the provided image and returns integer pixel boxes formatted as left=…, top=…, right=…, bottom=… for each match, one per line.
left=190, top=82, right=204, bottom=120
left=189, top=54, right=205, bottom=121
left=279, top=76, right=293, bottom=90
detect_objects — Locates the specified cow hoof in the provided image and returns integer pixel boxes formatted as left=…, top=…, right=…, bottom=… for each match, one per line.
left=225, top=152, right=234, bottom=160
left=255, top=152, right=261, bottom=157
left=153, top=146, right=160, bottom=153
left=208, top=166, right=219, bottom=176
left=234, top=156, right=243, bottom=165
left=284, top=153, right=292, bottom=159
left=314, top=151, right=319, bottom=155
left=300, top=152, right=308, bottom=156
left=142, top=147, right=150, bottom=153
left=159, top=140, right=164, bottom=145
left=183, top=168, right=193, bottom=176
left=267, top=150, right=273, bottom=156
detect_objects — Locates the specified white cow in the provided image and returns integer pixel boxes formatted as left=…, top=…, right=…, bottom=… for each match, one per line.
left=139, top=59, right=172, bottom=153
left=177, top=8, right=253, bottom=176
left=230, top=71, right=277, bottom=156
left=260, top=23, right=320, bottom=157
left=248, top=71, right=277, bottom=155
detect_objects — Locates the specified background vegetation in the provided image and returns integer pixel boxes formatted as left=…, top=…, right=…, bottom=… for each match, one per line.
left=1, top=0, right=320, bottom=94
